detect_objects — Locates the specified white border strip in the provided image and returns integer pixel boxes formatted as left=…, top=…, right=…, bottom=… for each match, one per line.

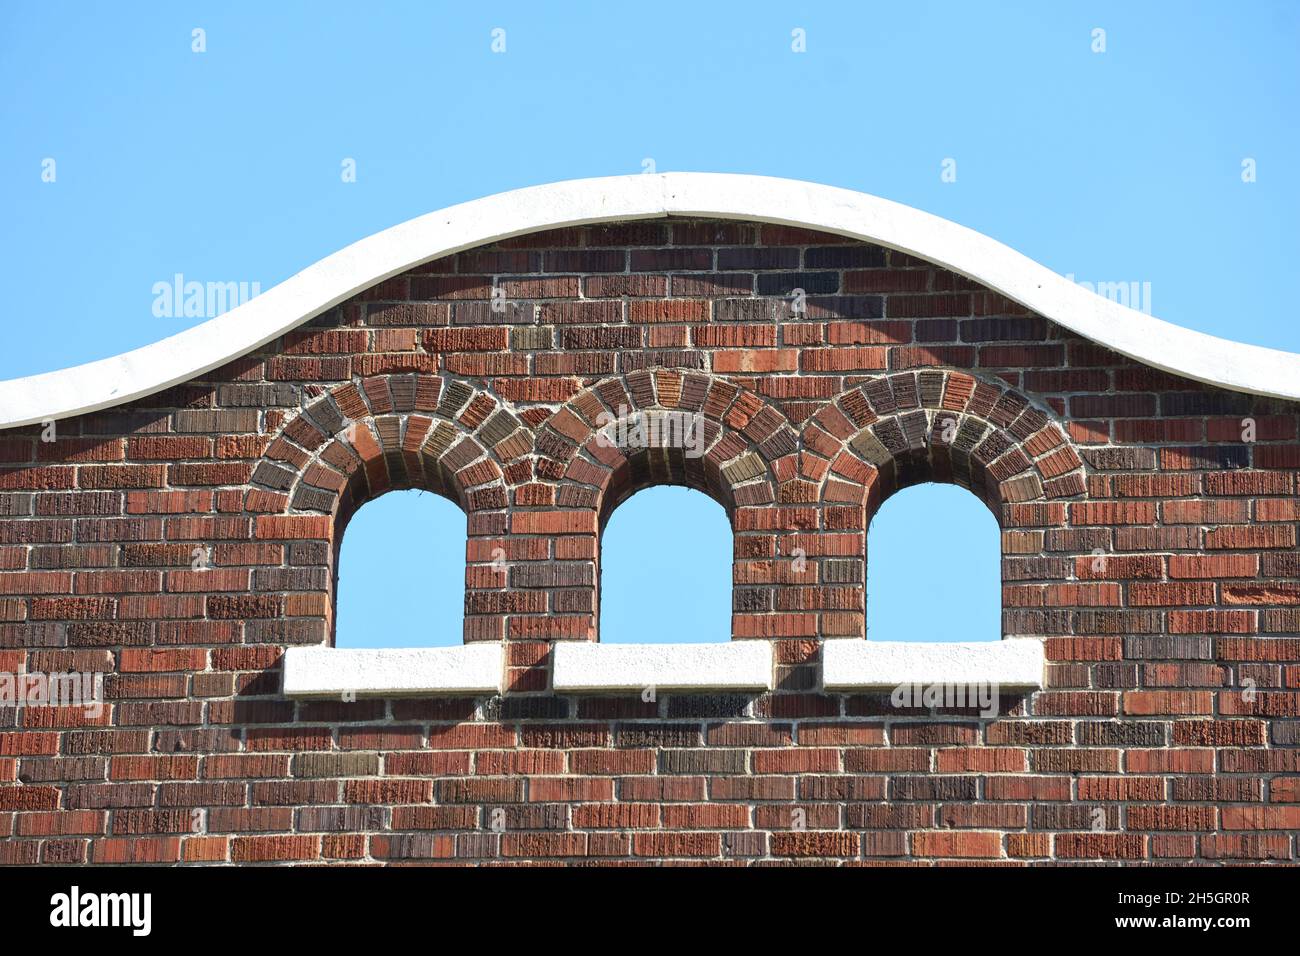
left=551, top=640, right=774, bottom=693
left=821, top=638, right=1045, bottom=691
left=2, top=172, right=1298, bottom=429
left=282, top=643, right=505, bottom=697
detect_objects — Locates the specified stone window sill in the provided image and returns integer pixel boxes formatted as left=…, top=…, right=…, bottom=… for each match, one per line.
left=281, top=638, right=1044, bottom=698
left=821, top=637, right=1045, bottom=690
left=282, top=644, right=505, bottom=697
left=549, top=640, right=775, bottom=693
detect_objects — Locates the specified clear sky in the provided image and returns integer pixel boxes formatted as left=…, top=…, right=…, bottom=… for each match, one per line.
left=4, top=2, right=1295, bottom=646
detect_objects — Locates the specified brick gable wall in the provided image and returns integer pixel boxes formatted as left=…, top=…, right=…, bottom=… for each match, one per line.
left=0, top=218, right=1296, bottom=864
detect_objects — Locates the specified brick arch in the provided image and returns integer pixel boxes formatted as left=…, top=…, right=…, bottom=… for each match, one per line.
left=542, top=368, right=796, bottom=522
left=254, top=373, right=524, bottom=519
left=808, top=370, right=1086, bottom=519
left=249, top=373, right=528, bottom=645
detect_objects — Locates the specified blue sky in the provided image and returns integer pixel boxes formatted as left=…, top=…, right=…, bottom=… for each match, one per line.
left=4, top=2, right=1295, bottom=646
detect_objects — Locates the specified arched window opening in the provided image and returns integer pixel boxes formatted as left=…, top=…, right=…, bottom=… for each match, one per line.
left=335, top=489, right=466, bottom=649
left=866, top=482, right=1000, bottom=642
left=599, top=486, right=731, bottom=644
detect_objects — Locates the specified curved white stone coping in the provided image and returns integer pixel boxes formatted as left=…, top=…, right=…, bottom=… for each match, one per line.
left=821, top=637, right=1045, bottom=691
left=282, top=643, right=505, bottom=698
left=551, top=640, right=774, bottom=693
left=3, top=172, right=1299, bottom=429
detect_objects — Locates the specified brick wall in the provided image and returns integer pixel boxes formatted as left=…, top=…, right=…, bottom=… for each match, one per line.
left=1, top=217, right=1297, bottom=865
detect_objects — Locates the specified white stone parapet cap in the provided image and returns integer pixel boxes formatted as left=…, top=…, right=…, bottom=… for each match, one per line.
left=3, top=172, right=1298, bottom=429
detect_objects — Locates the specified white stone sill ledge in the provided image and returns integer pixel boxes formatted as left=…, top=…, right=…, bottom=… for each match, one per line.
left=282, top=644, right=506, bottom=697
left=820, top=638, right=1045, bottom=691
left=281, top=638, right=1045, bottom=698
